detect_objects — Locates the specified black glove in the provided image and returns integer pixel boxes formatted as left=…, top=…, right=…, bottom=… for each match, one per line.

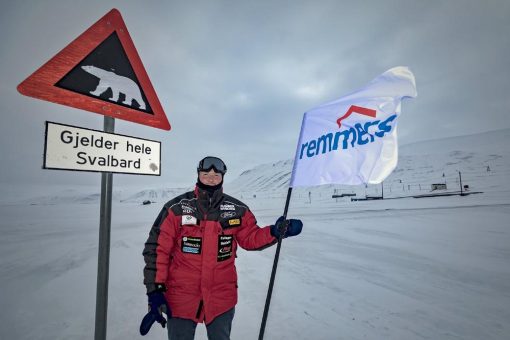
left=270, top=216, right=303, bottom=239
left=140, top=285, right=171, bottom=336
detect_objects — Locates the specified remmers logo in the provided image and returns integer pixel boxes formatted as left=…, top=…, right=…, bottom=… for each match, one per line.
left=299, top=105, right=397, bottom=159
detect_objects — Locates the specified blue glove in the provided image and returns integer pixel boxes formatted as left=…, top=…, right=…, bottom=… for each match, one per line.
left=270, top=216, right=303, bottom=239
left=140, top=286, right=171, bottom=336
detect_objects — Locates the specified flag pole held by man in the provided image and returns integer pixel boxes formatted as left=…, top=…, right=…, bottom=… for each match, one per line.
left=259, top=66, right=417, bottom=339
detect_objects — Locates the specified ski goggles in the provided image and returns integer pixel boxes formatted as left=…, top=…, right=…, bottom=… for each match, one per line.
left=197, top=156, right=227, bottom=174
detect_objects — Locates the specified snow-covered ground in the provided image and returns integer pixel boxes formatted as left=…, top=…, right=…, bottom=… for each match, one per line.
left=1, top=129, right=509, bottom=339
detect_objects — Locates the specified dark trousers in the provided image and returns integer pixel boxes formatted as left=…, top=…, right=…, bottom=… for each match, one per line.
left=167, top=308, right=235, bottom=340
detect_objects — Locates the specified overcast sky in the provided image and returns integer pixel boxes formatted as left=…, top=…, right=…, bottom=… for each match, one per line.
left=1, top=0, right=509, bottom=192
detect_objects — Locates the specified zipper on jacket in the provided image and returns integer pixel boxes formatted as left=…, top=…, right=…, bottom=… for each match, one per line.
left=195, top=300, right=204, bottom=319
left=196, top=206, right=206, bottom=321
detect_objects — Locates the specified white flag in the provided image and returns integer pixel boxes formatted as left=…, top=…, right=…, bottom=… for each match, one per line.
left=290, top=66, right=417, bottom=187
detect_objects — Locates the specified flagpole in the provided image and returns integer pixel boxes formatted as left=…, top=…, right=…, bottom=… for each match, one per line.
left=258, top=113, right=304, bottom=340
left=258, top=186, right=293, bottom=340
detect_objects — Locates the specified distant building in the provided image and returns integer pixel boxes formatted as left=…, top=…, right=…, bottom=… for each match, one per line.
left=431, top=183, right=447, bottom=191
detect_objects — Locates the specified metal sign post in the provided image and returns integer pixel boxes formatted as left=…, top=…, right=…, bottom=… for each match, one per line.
left=17, top=9, right=170, bottom=339
left=94, top=116, right=115, bottom=340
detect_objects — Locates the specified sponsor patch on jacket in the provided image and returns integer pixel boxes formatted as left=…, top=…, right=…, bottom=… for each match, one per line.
left=182, top=236, right=202, bottom=254
left=217, top=235, right=233, bottom=261
left=181, top=215, right=198, bottom=225
left=228, top=218, right=241, bottom=227
left=220, top=211, right=236, bottom=219
left=220, top=204, right=235, bottom=211
left=180, top=203, right=196, bottom=214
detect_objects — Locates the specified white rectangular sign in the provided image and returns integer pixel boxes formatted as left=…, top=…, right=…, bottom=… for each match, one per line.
left=44, top=121, right=161, bottom=175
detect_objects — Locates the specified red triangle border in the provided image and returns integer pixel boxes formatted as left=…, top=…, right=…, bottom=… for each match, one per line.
left=17, top=9, right=171, bottom=131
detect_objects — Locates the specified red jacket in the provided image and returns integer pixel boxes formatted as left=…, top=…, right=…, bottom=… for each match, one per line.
left=143, top=186, right=276, bottom=324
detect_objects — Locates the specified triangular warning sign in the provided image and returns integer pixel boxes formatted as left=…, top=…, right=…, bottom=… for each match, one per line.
left=17, top=9, right=171, bottom=130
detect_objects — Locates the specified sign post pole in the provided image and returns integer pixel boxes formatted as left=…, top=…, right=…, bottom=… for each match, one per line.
left=94, top=116, right=115, bottom=340
left=17, top=10, right=170, bottom=338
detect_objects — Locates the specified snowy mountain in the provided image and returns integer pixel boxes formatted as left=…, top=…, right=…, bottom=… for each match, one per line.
left=225, top=128, right=510, bottom=198
left=120, top=187, right=192, bottom=203
left=20, top=188, right=123, bottom=205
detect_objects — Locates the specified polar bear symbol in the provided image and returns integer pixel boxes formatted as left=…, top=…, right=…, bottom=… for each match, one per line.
left=81, top=65, right=146, bottom=110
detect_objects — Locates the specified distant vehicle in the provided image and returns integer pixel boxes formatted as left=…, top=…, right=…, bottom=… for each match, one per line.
left=431, top=183, right=447, bottom=191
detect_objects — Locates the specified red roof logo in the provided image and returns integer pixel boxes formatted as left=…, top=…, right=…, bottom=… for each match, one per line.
left=336, top=105, right=377, bottom=128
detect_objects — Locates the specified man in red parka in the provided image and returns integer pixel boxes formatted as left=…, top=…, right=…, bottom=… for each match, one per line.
left=141, top=156, right=303, bottom=340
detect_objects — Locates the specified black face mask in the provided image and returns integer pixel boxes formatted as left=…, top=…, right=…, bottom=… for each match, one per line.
left=196, top=177, right=223, bottom=195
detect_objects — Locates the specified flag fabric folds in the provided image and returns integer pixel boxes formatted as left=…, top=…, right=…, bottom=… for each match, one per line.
left=290, top=66, right=417, bottom=187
